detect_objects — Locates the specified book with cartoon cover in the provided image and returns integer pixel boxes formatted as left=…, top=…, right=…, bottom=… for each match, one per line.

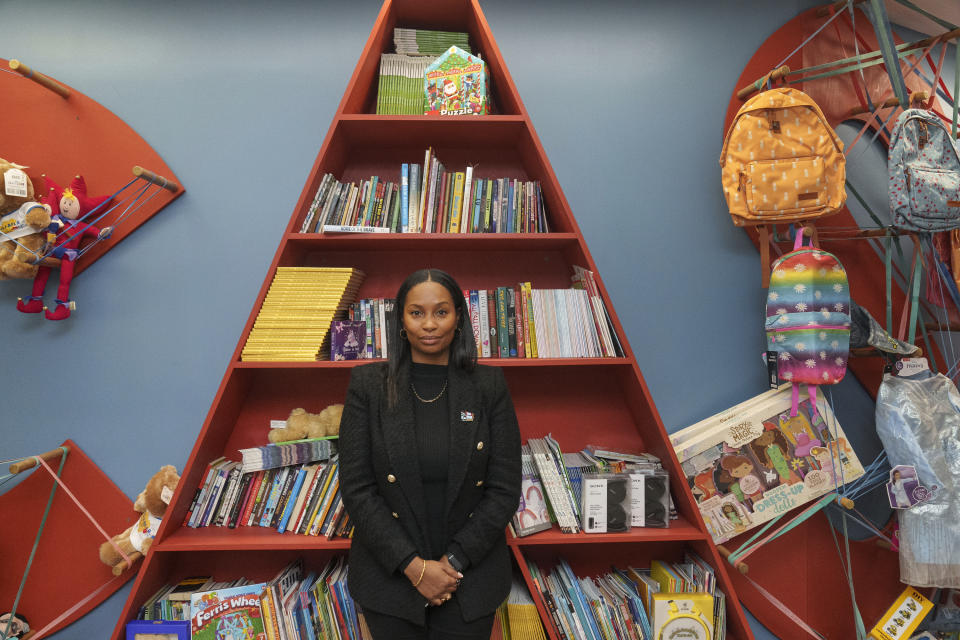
left=424, top=46, right=489, bottom=116
left=190, top=582, right=267, bottom=640
left=672, top=386, right=864, bottom=544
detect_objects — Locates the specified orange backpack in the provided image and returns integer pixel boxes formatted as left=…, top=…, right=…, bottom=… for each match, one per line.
left=720, top=87, right=846, bottom=227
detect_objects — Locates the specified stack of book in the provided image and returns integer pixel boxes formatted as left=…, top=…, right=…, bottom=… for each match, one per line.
left=492, top=576, right=548, bottom=640
left=376, top=54, right=434, bottom=115
left=375, top=28, right=472, bottom=115
left=394, top=27, right=471, bottom=56
left=300, top=151, right=551, bottom=235
left=241, top=267, right=364, bottom=361
left=525, top=554, right=726, bottom=640
left=463, top=268, right=622, bottom=361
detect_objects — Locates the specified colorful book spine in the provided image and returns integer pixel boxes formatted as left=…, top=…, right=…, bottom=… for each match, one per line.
left=400, top=162, right=410, bottom=233
left=496, top=287, right=509, bottom=357
left=276, top=465, right=308, bottom=532
left=478, top=289, right=491, bottom=358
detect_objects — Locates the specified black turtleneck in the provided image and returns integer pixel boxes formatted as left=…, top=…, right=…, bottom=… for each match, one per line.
left=410, top=361, right=450, bottom=558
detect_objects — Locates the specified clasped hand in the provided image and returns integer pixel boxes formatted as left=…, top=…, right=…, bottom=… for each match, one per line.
left=405, top=556, right=462, bottom=607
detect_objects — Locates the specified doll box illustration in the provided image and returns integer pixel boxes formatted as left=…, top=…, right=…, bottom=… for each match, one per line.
left=672, top=386, right=865, bottom=544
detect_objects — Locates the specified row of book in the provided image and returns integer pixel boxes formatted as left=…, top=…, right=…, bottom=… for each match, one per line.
left=241, top=267, right=365, bottom=362
left=464, top=273, right=622, bottom=360
left=183, top=439, right=346, bottom=538
left=301, top=157, right=549, bottom=235
left=526, top=554, right=726, bottom=640
left=512, top=438, right=674, bottom=537
left=138, top=560, right=548, bottom=640
left=137, top=558, right=367, bottom=640
left=327, top=266, right=622, bottom=362
left=337, top=297, right=398, bottom=361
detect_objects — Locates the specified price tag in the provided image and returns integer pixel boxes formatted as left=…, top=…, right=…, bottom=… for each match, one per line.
left=160, top=485, right=174, bottom=505
left=894, top=358, right=929, bottom=376
left=4, top=169, right=28, bottom=198
left=270, top=420, right=287, bottom=429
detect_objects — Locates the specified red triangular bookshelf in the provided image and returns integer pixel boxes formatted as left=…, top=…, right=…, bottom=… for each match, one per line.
left=110, top=2, right=754, bottom=638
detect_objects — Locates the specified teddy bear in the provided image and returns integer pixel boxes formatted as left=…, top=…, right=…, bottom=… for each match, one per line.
left=0, top=158, right=52, bottom=280
left=99, top=465, right=180, bottom=576
left=268, top=404, right=343, bottom=444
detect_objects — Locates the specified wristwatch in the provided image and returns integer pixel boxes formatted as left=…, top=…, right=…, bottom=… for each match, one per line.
left=446, top=552, right=464, bottom=573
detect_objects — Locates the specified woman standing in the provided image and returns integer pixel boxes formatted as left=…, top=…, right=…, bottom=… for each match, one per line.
left=339, top=268, right=522, bottom=639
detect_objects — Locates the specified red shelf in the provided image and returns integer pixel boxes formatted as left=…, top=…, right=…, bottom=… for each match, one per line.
left=111, top=0, right=755, bottom=638
left=286, top=232, right=579, bottom=251
left=234, top=357, right=631, bottom=369
left=510, top=516, right=706, bottom=547
left=160, top=525, right=351, bottom=552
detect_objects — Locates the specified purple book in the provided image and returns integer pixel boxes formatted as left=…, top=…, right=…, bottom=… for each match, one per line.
left=330, top=320, right=366, bottom=360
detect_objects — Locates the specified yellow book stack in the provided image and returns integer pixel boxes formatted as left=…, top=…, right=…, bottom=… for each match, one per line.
left=498, top=577, right=547, bottom=640
left=241, top=267, right=365, bottom=361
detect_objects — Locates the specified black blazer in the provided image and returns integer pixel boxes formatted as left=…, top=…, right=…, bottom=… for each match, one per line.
left=339, top=360, right=521, bottom=625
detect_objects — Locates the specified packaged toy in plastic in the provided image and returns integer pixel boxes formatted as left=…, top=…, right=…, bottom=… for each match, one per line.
left=875, top=370, right=960, bottom=587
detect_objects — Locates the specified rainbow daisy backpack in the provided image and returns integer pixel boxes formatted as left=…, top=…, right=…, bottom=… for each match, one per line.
left=765, top=232, right=850, bottom=415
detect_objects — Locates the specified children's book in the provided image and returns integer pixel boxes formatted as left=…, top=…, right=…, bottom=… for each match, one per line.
left=424, top=46, right=489, bottom=116
left=672, top=386, right=864, bottom=544
left=190, top=582, right=267, bottom=640
left=330, top=320, right=366, bottom=361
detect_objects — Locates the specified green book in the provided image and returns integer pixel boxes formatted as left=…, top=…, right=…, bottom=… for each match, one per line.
left=496, top=286, right=509, bottom=357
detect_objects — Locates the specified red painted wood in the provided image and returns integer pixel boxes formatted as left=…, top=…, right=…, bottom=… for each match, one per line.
left=0, top=440, right=134, bottom=637
left=722, top=7, right=915, bottom=638
left=0, top=58, right=182, bottom=278
left=111, top=1, right=755, bottom=638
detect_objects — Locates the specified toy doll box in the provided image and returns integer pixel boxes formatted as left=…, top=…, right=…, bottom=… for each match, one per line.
left=671, top=386, right=865, bottom=544
left=424, top=46, right=489, bottom=116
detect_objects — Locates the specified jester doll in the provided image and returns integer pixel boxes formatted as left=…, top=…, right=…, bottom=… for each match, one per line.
left=16, top=176, right=111, bottom=320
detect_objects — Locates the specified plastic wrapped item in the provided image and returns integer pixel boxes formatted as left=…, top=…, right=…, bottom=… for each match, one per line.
left=875, top=371, right=960, bottom=587
left=581, top=473, right=631, bottom=533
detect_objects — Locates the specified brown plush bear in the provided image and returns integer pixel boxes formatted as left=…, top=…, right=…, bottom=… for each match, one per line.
left=0, top=159, right=52, bottom=280
left=268, top=404, right=343, bottom=444
left=99, top=465, right=180, bottom=576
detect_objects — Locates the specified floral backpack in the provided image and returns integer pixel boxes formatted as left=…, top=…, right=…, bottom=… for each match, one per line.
left=889, top=108, right=960, bottom=232
left=765, top=232, right=851, bottom=415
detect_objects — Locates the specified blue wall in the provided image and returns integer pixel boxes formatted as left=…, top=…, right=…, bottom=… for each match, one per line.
left=0, top=0, right=894, bottom=637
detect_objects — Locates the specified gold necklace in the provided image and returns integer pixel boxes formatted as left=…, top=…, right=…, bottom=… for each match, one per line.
left=411, top=380, right=447, bottom=403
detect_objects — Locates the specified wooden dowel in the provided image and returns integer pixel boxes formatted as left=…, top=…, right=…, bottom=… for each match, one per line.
left=737, top=65, right=790, bottom=101
left=816, top=227, right=909, bottom=240
left=716, top=545, right=749, bottom=574
left=924, top=321, right=960, bottom=333
left=9, top=447, right=67, bottom=475
left=838, top=497, right=855, bottom=509
left=8, top=60, right=70, bottom=99
left=847, top=96, right=901, bottom=117
left=847, top=91, right=929, bottom=117
left=133, top=166, right=180, bottom=193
